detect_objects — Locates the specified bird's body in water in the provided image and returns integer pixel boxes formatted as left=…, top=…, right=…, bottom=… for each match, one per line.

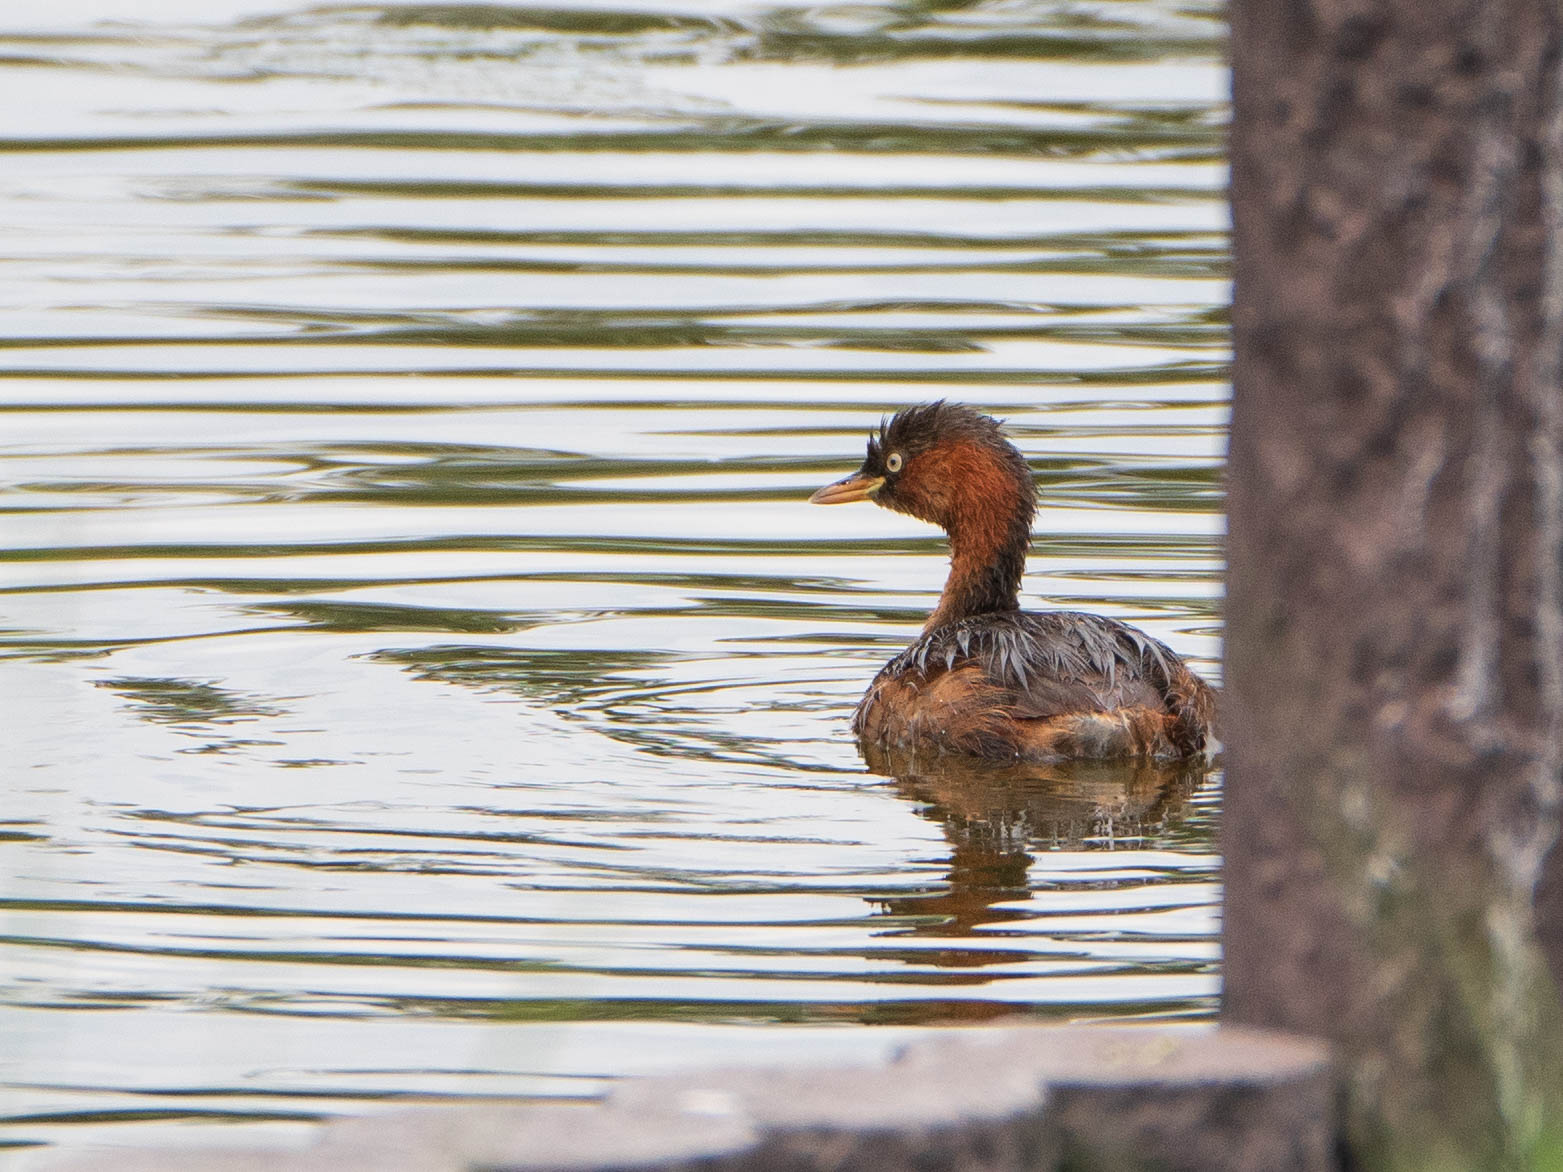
left=810, top=402, right=1216, bottom=761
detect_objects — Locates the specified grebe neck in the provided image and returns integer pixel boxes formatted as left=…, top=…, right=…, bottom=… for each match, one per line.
left=924, top=495, right=1032, bottom=633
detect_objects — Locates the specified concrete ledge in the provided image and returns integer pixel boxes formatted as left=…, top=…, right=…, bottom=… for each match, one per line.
left=46, top=1024, right=1334, bottom=1172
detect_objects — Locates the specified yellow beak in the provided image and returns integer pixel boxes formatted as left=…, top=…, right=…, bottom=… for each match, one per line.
left=809, top=473, right=885, bottom=505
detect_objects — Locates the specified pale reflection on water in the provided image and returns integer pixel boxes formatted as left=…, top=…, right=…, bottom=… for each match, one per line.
left=0, top=0, right=1226, bottom=1159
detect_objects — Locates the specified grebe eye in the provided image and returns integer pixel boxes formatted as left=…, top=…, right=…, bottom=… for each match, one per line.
left=886, top=451, right=903, bottom=473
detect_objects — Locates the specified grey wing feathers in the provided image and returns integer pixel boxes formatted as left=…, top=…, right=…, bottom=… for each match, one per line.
left=880, top=611, right=1177, bottom=718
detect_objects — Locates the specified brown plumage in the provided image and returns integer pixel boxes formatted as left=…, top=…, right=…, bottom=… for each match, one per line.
left=810, top=402, right=1217, bottom=761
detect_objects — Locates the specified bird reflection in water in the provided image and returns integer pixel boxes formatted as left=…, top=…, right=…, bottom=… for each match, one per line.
left=866, top=743, right=1210, bottom=944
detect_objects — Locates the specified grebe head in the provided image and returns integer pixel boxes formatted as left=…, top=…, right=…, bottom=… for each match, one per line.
left=810, top=402, right=1037, bottom=627
left=809, top=401, right=1035, bottom=533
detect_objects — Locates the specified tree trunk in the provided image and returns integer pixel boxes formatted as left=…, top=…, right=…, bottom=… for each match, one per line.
left=1224, top=1, right=1563, bottom=1168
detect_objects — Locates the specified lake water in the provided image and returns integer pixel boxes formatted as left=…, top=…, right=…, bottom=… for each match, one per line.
left=0, top=0, right=1227, bottom=1162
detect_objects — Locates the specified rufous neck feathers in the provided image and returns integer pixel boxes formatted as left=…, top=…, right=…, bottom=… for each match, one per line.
left=920, top=441, right=1034, bottom=632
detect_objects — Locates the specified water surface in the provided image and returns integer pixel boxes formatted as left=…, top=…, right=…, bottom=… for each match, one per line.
left=0, top=0, right=1227, bottom=1160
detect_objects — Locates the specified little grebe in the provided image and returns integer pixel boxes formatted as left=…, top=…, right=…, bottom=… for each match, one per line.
left=810, top=402, right=1216, bottom=761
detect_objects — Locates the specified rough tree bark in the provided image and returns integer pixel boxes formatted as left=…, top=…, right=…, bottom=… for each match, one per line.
left=1225, top=1, right=1563, bottom=1168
